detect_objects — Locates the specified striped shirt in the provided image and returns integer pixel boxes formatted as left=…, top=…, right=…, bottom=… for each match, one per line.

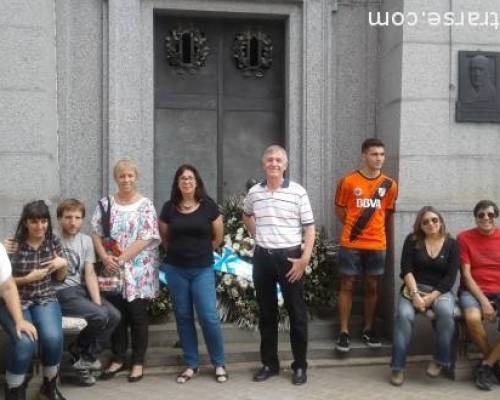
left=243, top=179, right=314, bottom=249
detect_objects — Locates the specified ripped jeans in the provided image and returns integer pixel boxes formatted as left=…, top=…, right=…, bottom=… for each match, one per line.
left=391, top=285, right=456, bottom=371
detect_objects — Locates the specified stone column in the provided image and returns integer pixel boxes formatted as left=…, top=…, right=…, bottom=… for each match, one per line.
left=298, top=0, right=331, bottom=224
left=107, top=0, right=154, bottom=197
left=0, top=0, right=59, bottom=236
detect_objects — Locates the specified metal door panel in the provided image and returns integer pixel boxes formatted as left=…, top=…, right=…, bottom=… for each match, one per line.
left=155, top=109, right=218, bottom=204
left=222, top=111, right=282, bottom=195
left=154, top=15, right=284, bottom=203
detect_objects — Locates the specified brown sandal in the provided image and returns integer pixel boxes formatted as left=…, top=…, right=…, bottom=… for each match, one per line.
left=176, top=367, right=198, bottom=384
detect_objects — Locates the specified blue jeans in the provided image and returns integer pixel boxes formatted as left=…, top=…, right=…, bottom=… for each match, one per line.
left=164, top=263, right=225, bottom=368
left=0, top=300, right=63, bottom=375
left=391, top=288, right=455, bottom=371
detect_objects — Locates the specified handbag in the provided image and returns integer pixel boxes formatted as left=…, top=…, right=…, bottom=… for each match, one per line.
left=95, top=197, right=124, bottom=293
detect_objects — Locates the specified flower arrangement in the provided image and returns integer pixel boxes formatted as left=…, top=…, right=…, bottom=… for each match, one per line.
left=220, top=193, right=255, bottom=258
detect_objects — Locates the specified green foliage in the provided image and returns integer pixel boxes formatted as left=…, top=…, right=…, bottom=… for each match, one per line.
left=148, top=286, right=172, bottom=319
left=304, top=228, right=338, bottom=315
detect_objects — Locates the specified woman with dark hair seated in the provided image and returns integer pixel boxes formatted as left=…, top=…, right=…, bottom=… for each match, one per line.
left=159, top=164, right=227, bottom=384
left=0, top=200, right=68, bottom=400
left=390, top=206, right=459, bottom=386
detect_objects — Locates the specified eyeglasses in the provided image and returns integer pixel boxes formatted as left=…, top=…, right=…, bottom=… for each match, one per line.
left=477, top=212, right=496, bottom=220
left=179, top=176, right=195, bottom=182
left=422, top=217, right=439, bottom=226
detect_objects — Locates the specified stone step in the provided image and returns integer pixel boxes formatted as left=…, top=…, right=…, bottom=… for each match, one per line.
left=63, top=315, right=383, bottom=350
left=144, top=315, right=383, bottom=347
left=60, top=338, right=392, bottom=378
left=143, top=339, right=392, bottom=367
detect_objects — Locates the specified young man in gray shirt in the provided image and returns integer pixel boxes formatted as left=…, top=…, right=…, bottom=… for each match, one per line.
left=55, top=199, right=121, bottom=385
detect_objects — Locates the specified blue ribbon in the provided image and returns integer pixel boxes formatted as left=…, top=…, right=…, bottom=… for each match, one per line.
left=213, top=247, right=241, bottom=274
left=159, top=270, right=168, bottom=287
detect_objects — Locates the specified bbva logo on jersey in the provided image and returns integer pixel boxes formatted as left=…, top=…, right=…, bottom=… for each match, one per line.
left=356, top=198, right=381, bottom=208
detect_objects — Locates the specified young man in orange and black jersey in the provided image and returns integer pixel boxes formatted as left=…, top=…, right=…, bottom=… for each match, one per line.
left=334, top=138, right=398, bottom=353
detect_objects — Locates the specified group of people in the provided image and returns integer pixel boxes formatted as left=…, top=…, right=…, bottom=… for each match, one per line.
left=0, top=159, right=230, bottom=400
left=332, top=138, right=500, bottom=391
left=0, top=140, right=498, bottom=400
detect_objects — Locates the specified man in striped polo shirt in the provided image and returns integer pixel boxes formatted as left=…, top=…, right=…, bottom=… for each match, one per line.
left=243, top=145, right=315, bottom=386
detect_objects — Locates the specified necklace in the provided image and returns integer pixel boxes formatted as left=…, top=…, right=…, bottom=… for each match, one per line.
left=180, top=201, right=198, bottom=210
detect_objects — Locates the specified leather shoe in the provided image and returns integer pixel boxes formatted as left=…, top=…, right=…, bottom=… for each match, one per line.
left=292, top=368, right=307, bottom=385
left=253, top=366, right=279, bottom=382
left=128, top=374, right=143, bottom=383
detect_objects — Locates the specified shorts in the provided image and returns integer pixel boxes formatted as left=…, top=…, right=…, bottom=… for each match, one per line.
left=459, top=290, right=500, bottom=310
left=337, top=247, right=386, bottom=276
left=459, top=290, right=500, bottom=330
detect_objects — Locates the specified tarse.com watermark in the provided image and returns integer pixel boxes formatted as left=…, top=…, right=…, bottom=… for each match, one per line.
left=369, top=11, right=499, bottom=29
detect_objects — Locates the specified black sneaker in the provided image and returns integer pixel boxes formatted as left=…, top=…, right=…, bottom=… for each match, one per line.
left=38, top=375, right=67, bottom=400
left=493, top=362, right=500, bottom=384
left=335, top=332, right=351, bottom=353
left=5, top=381, right=27, bottom=400
left=362, top=329, right=382, bottom=348
left=78, top=369, right=96, bottom=387
left=474, top=363, right=493, bottom=391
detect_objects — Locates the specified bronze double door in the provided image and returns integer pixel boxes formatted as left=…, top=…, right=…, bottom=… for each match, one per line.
left=154, top=15, right=285, bottom=204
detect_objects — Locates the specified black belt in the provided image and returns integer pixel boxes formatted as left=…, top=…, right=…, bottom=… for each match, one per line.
left=256, top=245, right=301, bottom=255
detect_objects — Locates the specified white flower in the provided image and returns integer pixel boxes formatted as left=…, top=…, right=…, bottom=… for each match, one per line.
left=235, top=233, right=243, bottom=241
left=232, top=243, right=240, bottom=251
left=236, top=227, right=244, bottom=235
left=305, top=265, right=312, bottom=275
left=238, top=277, right=249, bottom=289
left=231, top=287, right=240, bottom=298
left=222, top=274, right=232, bottom=286
left=224, top=234, right=232, bottom=246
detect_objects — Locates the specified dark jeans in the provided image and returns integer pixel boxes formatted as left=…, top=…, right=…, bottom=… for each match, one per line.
left=253, top=245, right=308, bottom=371
left=56, top=286, right=121, bottom=361
left=105, top=295, right=149, bottom=365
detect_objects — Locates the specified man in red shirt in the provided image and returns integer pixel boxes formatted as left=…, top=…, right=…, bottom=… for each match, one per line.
left=458, top=200, right=500, bottom=391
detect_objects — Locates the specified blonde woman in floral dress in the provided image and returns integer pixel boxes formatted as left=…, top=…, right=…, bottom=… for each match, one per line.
left=92, top=160, right=160, bottom=383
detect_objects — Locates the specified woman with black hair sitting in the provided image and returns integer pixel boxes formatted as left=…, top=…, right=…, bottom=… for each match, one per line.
left=0, top=200, right=67, bottom=400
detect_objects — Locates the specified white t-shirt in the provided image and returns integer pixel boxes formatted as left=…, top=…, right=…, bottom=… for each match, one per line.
left=0, top=243, right=12, bottom=286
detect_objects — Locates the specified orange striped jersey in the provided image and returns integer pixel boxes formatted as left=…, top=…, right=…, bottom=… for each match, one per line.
left=335, top=170, right=398, bottom=250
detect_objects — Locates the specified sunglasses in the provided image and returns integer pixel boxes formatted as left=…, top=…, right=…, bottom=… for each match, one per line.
left=422, top=217, right=439, bottom=226
left=477, top=212, right=496, bottom=220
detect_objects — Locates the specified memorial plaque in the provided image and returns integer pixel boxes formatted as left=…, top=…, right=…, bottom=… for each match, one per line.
left=456, top=51, right=500, bottom=122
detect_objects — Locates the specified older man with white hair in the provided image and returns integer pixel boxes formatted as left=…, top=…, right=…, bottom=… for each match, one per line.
left=243, top=144, right=315, bottom=385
